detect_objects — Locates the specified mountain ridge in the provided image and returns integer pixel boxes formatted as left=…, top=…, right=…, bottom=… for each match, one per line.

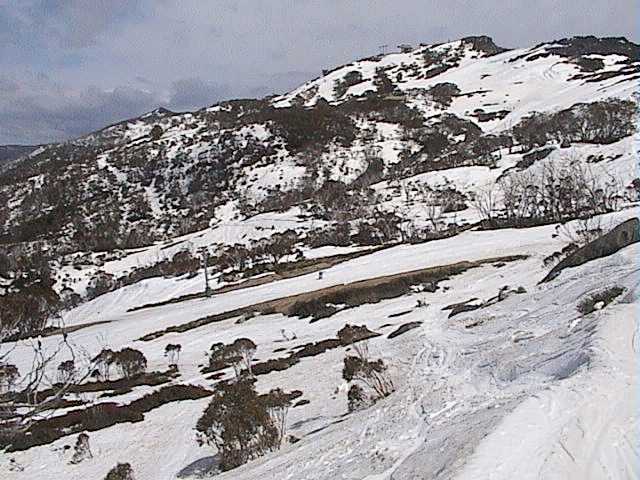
left=0, top=33, right=637, bottom=292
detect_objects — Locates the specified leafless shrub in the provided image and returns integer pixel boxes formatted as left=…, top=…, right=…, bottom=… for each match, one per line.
left=492, top=159, right=623, bottom=228
left=342, top=355, right=394, bottom=401
left=471, top=185, right=498, bottom=225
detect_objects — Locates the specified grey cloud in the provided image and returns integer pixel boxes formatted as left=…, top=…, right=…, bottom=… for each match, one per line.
left=3, top=0, right=143, bottom=49
left=1, top=0, right=637, bottom=144
left=167, top=78, right=231, bottom=111
left=0, top=73, right=161, bottom=144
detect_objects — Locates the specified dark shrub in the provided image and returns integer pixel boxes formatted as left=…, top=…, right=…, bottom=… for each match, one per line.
left=150, top=125, right=163, bottom=140
left=104, top=462, right=135, bottom=480
left=333, top=70, right=364, bottom=98
left=343, top=355, right=393, bottom=400
left=113, top=348, right=147, bottom=379
left=347, top=384, right=368, bottom=412
left=428, top=82, right=461, bottom=107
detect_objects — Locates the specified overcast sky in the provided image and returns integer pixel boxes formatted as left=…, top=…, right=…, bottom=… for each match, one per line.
left=1, top=0, right=637, bottom=145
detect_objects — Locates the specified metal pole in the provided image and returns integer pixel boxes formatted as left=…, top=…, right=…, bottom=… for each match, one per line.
left=200, top=247, right=210, bottom=296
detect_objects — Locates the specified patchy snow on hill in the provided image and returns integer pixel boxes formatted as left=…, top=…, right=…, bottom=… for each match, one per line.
left=1, top=34, right=639, bottom=480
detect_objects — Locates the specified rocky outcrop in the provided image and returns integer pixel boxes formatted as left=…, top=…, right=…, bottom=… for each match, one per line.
left=542, top=217, right=640, bottom=283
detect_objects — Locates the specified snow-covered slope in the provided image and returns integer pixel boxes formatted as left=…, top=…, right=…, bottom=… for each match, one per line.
left=2, top=209, right=638, bottom=479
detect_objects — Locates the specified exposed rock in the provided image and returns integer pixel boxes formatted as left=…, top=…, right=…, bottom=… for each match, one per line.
left=542, top=217, right=640, bottom=282
left=461, top=36, right=509, bottom=56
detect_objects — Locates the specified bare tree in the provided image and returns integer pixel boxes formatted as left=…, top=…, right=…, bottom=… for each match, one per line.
left=262, top=388, right=292, bottom=447
left=57, top=359, right=75, bottom=384
left=0, top=321, right=95, bottom=451
left=471, top=184, right=498, bottom=225
left=230, top=338, right=257, bottom=377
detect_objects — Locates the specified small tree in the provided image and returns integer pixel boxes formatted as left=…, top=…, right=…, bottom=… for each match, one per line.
left=150, top=125, right=163, bottom=141
left=92, top=349, right=115, bottom=381
left=196, top=378, right=279, bottom=471
left=231, top=338, right=257, bottom=376
left=207, top=342, right=227, bottom=371
left=57, top=360, right=75, bottom=384
left=471, top=185, right=498, bottom=226
left=113, top=348, right=147, bottom=379
left=261, top=388, right=292, bottom=447
left=104, top=462, right=135, bottom=480
left=259, top=230, right=300, bottom=267
left=164, top=344, right=182, bottom=366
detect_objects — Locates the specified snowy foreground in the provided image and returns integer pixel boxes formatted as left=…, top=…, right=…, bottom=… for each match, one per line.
left=2, top=211, right=639, bottom=479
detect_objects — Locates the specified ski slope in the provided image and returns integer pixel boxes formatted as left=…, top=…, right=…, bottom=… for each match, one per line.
left=2, top=208, right=638, bottom=479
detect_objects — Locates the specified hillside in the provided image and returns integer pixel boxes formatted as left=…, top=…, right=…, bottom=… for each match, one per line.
left=0, top=145, right=38, bottom=165
left=0, top=35, right=639, bottom=480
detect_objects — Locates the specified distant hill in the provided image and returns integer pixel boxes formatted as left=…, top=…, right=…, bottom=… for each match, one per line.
left=0, top=144, right=38, bottom=163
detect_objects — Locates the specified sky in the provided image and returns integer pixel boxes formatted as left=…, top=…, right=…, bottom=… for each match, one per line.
left=0, top=0, right=638, bottom=145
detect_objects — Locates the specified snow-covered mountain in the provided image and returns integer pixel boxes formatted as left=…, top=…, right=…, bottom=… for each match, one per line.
left=0, top=35, right=639, bottom=480
left=1, top=36, right=637, bottom=251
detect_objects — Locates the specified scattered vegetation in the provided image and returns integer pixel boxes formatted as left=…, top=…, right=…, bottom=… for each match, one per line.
left=512, top=98, right=636, bottom=151
left=477, top=161, right=624, bottom=229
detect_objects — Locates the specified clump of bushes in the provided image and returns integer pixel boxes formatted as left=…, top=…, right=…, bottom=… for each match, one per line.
left=304, top=223, right=351, bottom=248
left=205, top=338, right=257, bottom=377
left=512, top=98, right=636, bottom=151
left=92, top=347, right=147, bottom=381
left=427, top=82, right=461, bottom=107
left=478, top=161, right=623, bottom=229
left=342, top=353, right=393, bottom=412
left=337, top=324, right=393, bottom=412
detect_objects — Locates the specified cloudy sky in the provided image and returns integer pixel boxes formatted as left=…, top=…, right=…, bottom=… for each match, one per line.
left=1, top=0, right=637, bottom=145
